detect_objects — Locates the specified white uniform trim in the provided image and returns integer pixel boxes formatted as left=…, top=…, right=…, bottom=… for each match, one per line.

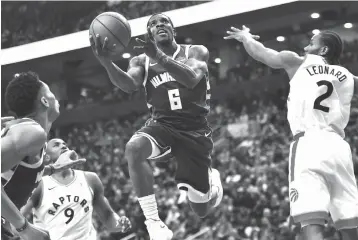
left=185, top=45, right=191, bottom=58
left=143, top=55, right=150, bottom=87
left=129, top=132, right=161, bottom=159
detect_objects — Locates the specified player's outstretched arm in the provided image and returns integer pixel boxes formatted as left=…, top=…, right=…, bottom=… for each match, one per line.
left=102, top=56, right=145, bottom=94
left=224, top=26, right=303, bottom=74
left=1, top=124, right=46, bottom=173
left=1, top=124, right=46, bottom=229
left=156, top=45, right=209, bottom=89
left=85, top=172, right=132, bottom=233
left=135, top=32, right=208, bottom=89
left=90, top=34, right=145, bottom=93
left=20, top=181, right=43, bottom=217
left=1, top=185, right=28, bottom=230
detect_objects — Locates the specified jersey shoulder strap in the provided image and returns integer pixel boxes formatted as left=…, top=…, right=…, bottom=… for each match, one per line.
left=143, top=54, right=150, bottom=86
left=185, top=44, right=191, bottom=58
left=76, top=170, right=94, bottom=198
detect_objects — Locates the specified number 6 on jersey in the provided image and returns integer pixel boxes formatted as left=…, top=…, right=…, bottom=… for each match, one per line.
left=168, top=89, right=182, bottom=110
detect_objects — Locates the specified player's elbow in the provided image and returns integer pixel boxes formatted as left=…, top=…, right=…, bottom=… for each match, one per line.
left=120, top=86, right=139, bottom=94
left=116, top=81, right=141, bottom=94
left=185, top=77, right=200, bottom=89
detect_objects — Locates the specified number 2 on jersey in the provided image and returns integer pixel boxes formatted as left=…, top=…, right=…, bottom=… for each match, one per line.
left=313, top=80, right=333, bottom=113
left=168, top=89, right=182, bottom=110
left=64, top=208, right=74, bottom=224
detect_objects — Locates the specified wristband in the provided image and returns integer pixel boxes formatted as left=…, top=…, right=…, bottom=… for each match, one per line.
left=16, top=219, right=28, bottom=232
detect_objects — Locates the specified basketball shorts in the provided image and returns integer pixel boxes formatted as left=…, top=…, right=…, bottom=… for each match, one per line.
left=131, top=119, right=213, bottom=194
left=288, top=130, right=358, bottom=230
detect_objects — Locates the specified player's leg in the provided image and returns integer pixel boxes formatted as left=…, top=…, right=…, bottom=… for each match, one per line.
left=174, top=128, right=222, bottom=218
left=125, top=136, right=154, bottom=197
left=125, top=120, right=174, bottom=240
left=301, top=224, right=325, bottom=240
left=186, top=168, right=222, bottom=218
left=328, top=139, right=358, bottom=240
left=291, top=171, right=330, bottom=240
left=288, top=134, right=331, bottom=240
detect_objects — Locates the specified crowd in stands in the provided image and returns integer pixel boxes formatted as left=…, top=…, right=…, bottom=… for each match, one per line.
left=2, top=2, right=358, bottom=239
left=1, top=1, right=204, bottom=48
left=50, top=30, right=358, bottom=240
left=54, top=85, right=358, bottom=240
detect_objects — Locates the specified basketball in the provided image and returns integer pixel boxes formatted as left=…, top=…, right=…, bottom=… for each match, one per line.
left=89, top=12, right=131, bottom=55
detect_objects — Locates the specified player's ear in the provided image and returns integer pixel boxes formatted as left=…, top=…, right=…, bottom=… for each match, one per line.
left=44, top=154, right=51, bottom=164
left=320, top=46, right=329, bottom=56
left=40, top=97, right=49, bottom=108
left=173, top=27, right=177, bottom=38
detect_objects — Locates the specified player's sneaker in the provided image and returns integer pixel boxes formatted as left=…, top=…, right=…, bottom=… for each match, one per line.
left=211, top=168, right=223, bottom=208
left=145, top=219, right=173, bottom=240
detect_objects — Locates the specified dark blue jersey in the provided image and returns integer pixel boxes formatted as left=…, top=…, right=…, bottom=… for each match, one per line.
left=1, top=118, right=46, bottom=209
left=143, top=45, right=211, bottom=130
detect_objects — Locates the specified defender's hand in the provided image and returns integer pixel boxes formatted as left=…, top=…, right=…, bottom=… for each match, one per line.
left=134, top=29, right=159, bottom=59
left=224, top=25, right=260, bottom=42
left=51, top=150, right=86, bottom=172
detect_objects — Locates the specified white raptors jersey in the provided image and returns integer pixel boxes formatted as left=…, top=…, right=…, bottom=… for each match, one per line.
left=287, top=54, right=354, bottom=138
left=33, top=170, right=97, bottom=240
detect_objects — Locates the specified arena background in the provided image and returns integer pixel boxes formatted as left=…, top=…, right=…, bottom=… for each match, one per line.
left=1, top=1, right=358, bottom=240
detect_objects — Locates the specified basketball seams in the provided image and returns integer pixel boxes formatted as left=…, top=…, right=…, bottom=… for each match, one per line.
left=103, top=15, right=131, bottom=37
left=94, top=19, right=126, bottom=50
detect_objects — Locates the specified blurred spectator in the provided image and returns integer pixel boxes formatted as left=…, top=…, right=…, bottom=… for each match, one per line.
left=1, top=1, right=206, bottom=48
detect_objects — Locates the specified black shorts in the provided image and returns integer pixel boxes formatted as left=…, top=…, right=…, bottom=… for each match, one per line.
left=136, top=119, right=213, bottom=194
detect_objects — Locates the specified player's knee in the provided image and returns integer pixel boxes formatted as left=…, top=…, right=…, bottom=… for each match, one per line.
left=185, top=186, right=211, bottom=218
left=189, top=201, right=209, bottom=218
left=301, top=223, right=325, bottom=240
left=125, top=137, right=151, bottom=163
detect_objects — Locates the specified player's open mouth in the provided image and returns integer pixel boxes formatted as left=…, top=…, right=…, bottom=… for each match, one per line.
left=60, top=149, right=69, bottom=154
left=157, top=29, right=168, bottom=36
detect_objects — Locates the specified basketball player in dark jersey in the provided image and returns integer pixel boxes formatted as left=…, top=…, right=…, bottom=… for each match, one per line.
left=1, top=72, right=85, bottom=240
left=90, top=13, right=223, bottom=240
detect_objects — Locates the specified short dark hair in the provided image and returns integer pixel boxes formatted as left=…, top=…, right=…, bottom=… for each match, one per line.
left=319, top=30, right=343, bottom=64
left=5, top=71, right=43, bottom=118
left=147, top=13, right=174, bottom=28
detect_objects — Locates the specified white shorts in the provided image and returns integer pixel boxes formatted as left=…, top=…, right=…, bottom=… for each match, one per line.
left=288, top=130, right=358, bottom=229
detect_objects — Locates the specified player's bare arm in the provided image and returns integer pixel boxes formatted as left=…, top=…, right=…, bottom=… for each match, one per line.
left=135, top=32, right=209, bottom=89
left=85, top=172, right=131, bottom=233
left=224, top=25, right=304, bottom=78
left=1, top=124, right=47, bottom=172
left=1, top=124, right=46, bottom=229
left=157, top=45, right=209, bottom=89
left=20, top=181, right=43, bottom=217
left=89, top=34, right=145, bottom=93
